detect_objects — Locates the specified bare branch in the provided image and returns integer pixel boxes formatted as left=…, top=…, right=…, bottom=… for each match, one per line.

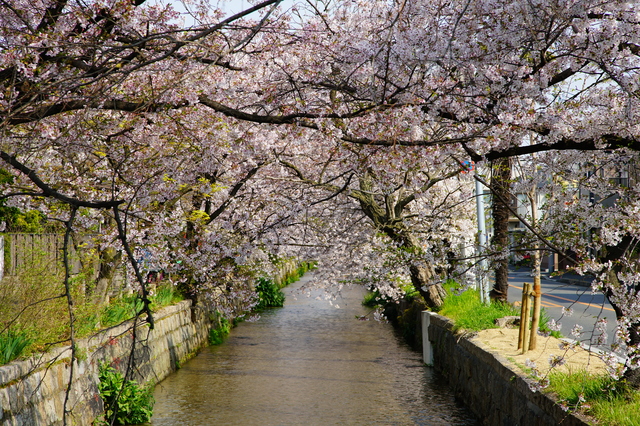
left=0, top=151, right=124, bottom=209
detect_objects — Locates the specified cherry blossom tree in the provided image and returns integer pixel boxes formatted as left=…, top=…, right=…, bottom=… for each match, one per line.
left=270, top=129, right=476, bottom=308
left=196, top=0, right=640, bottom=386
left=4, top=0, right=640, bottom=397
left=0, top=0, right=296, bottom=422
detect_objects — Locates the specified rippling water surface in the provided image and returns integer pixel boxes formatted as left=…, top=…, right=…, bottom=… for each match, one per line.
left=148, top=274, right=478, bottom=425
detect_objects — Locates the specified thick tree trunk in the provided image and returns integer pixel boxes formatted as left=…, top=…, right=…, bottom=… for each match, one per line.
left=489, top=157, right=511, bottom=302
left=355, top=173, right=449, bottom=309
left=409, top=263, right=448, bottom=309
left=623, top=325, right=640, bottom=389
left=382, top=228, right=448, bottom=309
left=610, top=295, right=640, bottom=388
left=604, top=267, right=640, bottom=389
left=92, top=246, right=121, bottom=305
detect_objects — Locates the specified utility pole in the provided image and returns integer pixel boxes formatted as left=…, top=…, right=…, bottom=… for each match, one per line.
left=475, top=177, right=489, bottom=304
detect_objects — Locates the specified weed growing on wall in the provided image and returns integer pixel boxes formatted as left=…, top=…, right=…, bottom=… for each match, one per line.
left=209, top=317, right=231, bottom=345
left=0, top=331, right=32, bottom=364
left=362, top=289, right=382, bottom=307
left=97, top=363, right=154, bottom=425
left=255, top=277, right=285, bottom=310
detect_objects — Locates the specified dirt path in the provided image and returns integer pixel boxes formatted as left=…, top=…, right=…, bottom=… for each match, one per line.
left=474, top=328, right=608, bottom=377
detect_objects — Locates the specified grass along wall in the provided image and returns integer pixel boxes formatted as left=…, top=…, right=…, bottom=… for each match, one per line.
left=0, top=300, right=211, bottom=425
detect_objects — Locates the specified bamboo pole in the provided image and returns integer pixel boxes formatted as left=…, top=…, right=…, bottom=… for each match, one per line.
left=521, top=282, right=532, bottom=354
left=518, top=282, right=531, bottom=351
left=529, top=276, right=542, bottom=350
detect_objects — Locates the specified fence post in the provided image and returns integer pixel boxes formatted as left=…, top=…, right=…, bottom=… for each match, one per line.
left=422, top=310, right=434, bottom=366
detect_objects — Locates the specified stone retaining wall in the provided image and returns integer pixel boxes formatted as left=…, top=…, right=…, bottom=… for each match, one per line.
left=0, top=300, right=212, bottom=425
left=423, top=312, right=593, bottom=426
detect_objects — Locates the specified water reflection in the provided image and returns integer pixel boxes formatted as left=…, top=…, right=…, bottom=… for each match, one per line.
left=148, top=275, right=478, bottom=425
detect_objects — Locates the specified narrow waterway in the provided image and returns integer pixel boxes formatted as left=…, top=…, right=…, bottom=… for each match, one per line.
left=148, top=274, right=478, bottom=425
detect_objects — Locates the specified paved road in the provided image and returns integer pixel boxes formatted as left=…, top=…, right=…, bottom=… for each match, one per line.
left=505, top=268, right=617, bottom=350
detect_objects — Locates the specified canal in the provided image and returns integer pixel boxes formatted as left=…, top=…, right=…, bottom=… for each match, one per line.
left=147, top=274, right=478, bottom=425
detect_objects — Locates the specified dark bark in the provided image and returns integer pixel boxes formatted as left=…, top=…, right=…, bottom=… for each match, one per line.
left=604, top=269, right=640, bottom=389
left=409, top=263, right=448, bottom=309
left=93, top=246, right=122, bottom=304
left=622, top=325, right=640, bottom=389
left=489, top=157, right=511, bottom=302
left=599, top=237, right=640, bottom=389
left=384, top=229, right=447, bottom=309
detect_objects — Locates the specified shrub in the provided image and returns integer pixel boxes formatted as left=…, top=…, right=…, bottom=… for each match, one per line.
left=97, top=363, right=154, bottom=425
left=255, top=277, right=285, bottom=310
left=209, top=317, right=231, bottom=345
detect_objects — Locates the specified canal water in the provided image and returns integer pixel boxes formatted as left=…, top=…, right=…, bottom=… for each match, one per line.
left=147, top=274, right=478, bottom=425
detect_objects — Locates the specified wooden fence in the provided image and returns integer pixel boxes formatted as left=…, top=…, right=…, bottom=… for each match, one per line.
left=1, top=233, right=90, bottom=278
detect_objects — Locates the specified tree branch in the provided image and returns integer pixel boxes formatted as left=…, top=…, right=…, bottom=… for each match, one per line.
left=0, top=151, right=123, bottom=208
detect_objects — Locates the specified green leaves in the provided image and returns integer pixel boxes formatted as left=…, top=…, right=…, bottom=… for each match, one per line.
left=0, top=331, right=32, bottom=365
left=98, top=363, right=154, bottom=425
left=255, top=277, right=285, bottom=310
left=209, top=317, right=231, bottom=345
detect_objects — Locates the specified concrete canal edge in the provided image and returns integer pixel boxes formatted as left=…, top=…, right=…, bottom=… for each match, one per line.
left=422, top=311, right=594, bottom=426
left=0, top=300, right=212, bottom=425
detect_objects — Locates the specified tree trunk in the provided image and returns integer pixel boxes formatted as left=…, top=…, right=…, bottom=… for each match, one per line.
left=489, top=157, right=511, bottom=302
left=604, top=267, right=640, bottom=389
left=383, top=228, right=448, bottom=309
left=623, top=324, right=640, bottom=388
left=92, top=246, right=122, bottom=305
left=409, top=263, right=448, bottom=309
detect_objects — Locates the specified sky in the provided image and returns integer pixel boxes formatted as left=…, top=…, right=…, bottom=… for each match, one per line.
left=156, top=0, right=300, bottom=26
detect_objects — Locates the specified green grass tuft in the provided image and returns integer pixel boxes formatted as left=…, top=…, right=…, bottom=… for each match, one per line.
left=437, top=280, right=519, bottom=332
left=547, top=370, right=640, bottom=426
left=151, top=284, right=183, bottom=309
left=0, top=331, right=33, bottom=364
left=362, top=290, right=382, bottom=307
left=100, top=295, right=144, bottom=328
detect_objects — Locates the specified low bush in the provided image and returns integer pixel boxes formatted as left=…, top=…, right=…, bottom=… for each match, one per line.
left=97, top=363, right=154, bottom=425
left=255, top=277, right=285, bottom=310
left=209, top=317, right=231, bottom=345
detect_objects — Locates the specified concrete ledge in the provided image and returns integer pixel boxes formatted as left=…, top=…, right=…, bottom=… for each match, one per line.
left=424, top=312, right=594, bottom=426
